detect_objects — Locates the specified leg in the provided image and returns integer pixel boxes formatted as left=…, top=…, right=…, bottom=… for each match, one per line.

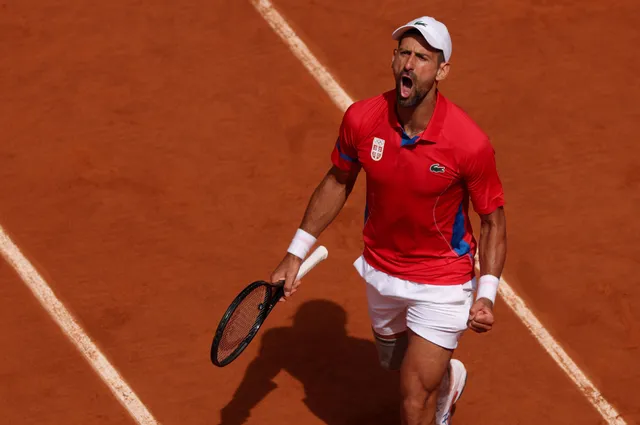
left=400, top=329, right=452, bottom=425
left=359, top=259, right=409, bottom=370
left=373, top=330, right=408, bottom=371
left=354, top=256, right=470, bottom=423
left=401, top=279, right=475, bottom=425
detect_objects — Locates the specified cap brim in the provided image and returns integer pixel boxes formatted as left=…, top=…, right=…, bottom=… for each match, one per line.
left=392, top=25, right=446, bottom=56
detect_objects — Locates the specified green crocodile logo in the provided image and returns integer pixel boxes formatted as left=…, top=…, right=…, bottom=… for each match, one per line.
left=430, top=163, right=445, bottom=173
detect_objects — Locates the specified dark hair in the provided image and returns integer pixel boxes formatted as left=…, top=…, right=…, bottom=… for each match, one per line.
left=398, top=29, right=445, bottom=65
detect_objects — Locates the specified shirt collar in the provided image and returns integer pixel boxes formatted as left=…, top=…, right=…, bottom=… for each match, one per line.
left=387, top=89, right=448, bottom=145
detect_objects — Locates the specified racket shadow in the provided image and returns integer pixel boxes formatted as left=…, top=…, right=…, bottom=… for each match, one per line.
left=218, top=299, right=401, bottom=425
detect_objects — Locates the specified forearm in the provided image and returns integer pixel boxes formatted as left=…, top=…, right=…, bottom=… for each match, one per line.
left=297, top=165, right=357, bottom=236
left=286, top=166, right=358, bottom=260
left=476, top=207, right=507, bottom=303
left=478, top=217, right=507, bottom=277
left=299, top=173, right=351, bottom=237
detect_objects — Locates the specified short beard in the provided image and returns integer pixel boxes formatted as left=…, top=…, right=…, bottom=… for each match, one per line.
left=395, top=79, right=427, bottom=108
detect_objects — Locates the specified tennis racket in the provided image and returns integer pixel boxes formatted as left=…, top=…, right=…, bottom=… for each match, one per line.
left=210, top=245, right=329, bottom=367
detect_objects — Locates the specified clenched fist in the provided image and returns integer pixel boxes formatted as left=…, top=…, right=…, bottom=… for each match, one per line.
left=468, top=298, right=495, bottom=333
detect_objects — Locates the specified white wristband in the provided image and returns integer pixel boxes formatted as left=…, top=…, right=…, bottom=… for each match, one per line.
left=476, top=274, right=500, bottom=304
left=287, top=228, right=317, bottom=259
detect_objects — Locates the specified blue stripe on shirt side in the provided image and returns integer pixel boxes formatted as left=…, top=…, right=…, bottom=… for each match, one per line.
left=451, top=202, right=471, bottom=256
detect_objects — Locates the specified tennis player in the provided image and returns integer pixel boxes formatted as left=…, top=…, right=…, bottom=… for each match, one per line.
left=271, top=15, right=507, bottom=425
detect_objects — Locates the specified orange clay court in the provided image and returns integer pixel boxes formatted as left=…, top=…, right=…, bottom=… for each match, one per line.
left=1, top=0, right=639, bottom=424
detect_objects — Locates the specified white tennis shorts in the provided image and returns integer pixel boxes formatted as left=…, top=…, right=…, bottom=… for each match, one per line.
left=353, top=255, right=475, bottom=350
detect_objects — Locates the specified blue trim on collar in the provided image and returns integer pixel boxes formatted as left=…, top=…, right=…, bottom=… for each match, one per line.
left=400, top=129, right=420, bottom=147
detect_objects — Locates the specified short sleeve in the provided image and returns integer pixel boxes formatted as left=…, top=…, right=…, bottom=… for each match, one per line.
left=461, top=140, right=505, bottom=215
left=330, top=106, right=360, bottom=172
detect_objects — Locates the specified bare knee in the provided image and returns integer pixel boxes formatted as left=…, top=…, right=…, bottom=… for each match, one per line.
left=374, top=331, right=408, bottom=371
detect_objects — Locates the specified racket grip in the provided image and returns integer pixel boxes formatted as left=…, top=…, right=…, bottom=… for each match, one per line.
left=295, top=245, right=328, bottom=280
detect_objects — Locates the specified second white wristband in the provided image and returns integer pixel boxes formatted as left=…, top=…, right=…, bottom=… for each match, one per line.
left=476, top=274, right=500, bottom=304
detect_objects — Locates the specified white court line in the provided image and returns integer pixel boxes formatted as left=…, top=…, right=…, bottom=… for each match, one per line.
left=252, top=0, right=352, bottom=112
left=250, top=1, right=627, bottom=424
left=493, top=275, right=625, bottom=424
left=0, top=225, right=160, bottom=425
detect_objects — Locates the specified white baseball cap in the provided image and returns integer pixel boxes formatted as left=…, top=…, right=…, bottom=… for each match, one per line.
left=391, top=16, right=452, bottom=62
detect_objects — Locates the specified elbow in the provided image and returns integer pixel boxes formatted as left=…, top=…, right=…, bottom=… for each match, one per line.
left=480, top=207, right=506, bottom=233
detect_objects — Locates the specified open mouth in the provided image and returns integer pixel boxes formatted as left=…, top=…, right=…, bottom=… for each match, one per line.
left=400, top=75, right=413, bottom=98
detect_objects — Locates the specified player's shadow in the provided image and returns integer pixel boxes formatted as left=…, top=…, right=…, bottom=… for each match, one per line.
left=218, top=299, right=401, bottom=425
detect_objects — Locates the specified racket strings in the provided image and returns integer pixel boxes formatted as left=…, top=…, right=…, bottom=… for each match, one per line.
left=216, top=285, right=270, bottom=362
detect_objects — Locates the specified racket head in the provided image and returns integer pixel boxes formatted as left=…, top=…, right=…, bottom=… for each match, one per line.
left=210, top=280, right=284, bottom=367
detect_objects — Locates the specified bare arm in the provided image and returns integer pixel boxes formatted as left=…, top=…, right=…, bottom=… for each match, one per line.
left=298, top=165, right=360, bottom=237
left=271, top=164, right=360, bottom=297
left=478, top=206, right=507, bottom=282
left=468, top=206, right=507, bottom=333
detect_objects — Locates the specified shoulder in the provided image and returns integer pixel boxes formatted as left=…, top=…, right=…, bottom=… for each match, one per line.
left=440, top=94, right=495, bottom=156
left=342, top=91, right=393, bottom=134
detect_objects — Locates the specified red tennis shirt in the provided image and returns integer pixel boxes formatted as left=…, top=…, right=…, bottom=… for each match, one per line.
left=331, top=89, right=505, bottom=285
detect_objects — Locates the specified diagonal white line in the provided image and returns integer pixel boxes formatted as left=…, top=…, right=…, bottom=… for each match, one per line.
left=0, top=224, right=161, bottom=425
left=250, top=1, right=627, bottom=423
left=252, top=0, right=352, bottom=112
left=491, top=276, right=626, bottom=424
